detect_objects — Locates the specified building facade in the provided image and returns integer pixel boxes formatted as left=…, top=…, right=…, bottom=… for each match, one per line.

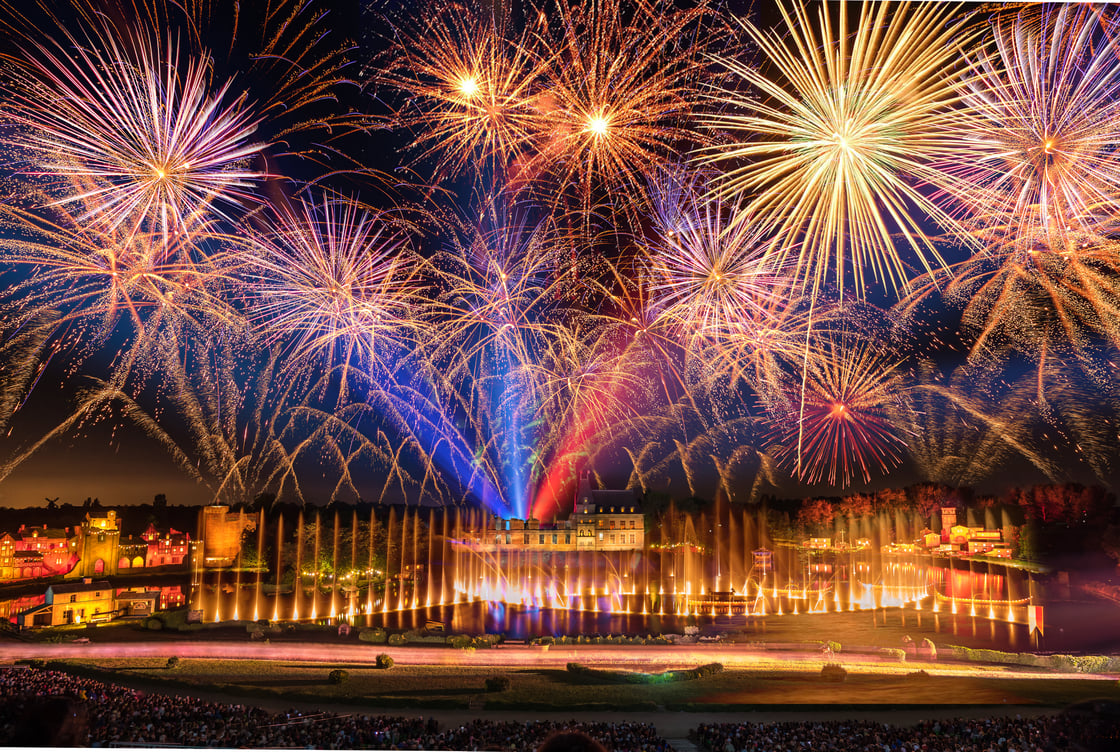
left=0, top=526, right=79, bottom=582
left=69, top=512, right=121, bottom=578
left=18, top=578, right=115, bottom=627
left=475, top=473, right=644, bottom=553
left=199, top=505, right=256, bottom=567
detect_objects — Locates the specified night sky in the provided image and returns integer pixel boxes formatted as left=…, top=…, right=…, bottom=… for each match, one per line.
left=0, top=0, right=1117, bottom=512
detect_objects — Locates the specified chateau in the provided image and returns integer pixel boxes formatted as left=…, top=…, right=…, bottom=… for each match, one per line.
left=475, top=473, right=645, bottom=552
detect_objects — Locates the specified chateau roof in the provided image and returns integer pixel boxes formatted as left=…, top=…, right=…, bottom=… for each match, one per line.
left=590, top=489, right=641, bottom=513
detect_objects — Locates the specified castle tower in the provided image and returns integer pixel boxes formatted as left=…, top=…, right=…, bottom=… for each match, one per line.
left=940, top=506, right=957, bottom=542
left=70, top=510, right=120, bottom=578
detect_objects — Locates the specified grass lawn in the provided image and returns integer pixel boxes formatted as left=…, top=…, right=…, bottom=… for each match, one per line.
left=47, top=657, right=1120, bottom=711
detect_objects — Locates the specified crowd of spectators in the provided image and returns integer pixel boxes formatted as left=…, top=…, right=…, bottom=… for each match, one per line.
left=434, top=719, right=672, bottom=751
left=693, top=712, right=1119, bottom=752
left=0, top=667, right=670, bottom=750
left=4, top=666, right=1118, bottom=751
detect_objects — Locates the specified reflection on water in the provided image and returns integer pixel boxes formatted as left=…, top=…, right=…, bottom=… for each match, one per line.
left=184, top=578, right=1055, bottom=647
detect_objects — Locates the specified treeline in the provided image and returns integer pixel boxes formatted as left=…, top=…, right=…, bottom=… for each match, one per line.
left=789, top=482, right=1115, bottom=530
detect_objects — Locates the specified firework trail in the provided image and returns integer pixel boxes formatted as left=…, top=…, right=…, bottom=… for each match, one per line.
left=891, top=360, right=1040, bottom=487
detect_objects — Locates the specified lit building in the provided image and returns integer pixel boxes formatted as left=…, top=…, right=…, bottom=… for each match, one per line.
left=69, top=511, right=121, bottom=578
left=475, top=473, right=644, bottom=552
left=142, top=524, right=190, bottom=567
left=0, top=525, right=79, bottom=582
left=117, top=534, right=148, bottom=570
left=199, top=505, right=256, bottom=567
left=18, top=578, right=115, bottom=627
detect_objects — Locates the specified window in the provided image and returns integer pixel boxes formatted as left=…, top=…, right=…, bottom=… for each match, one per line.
left=505, top=534, right=511, bottom=545
left=539, top=535, right=545, bottom=545
left=552, top=534, right=558, bottom=545
left=609, top=521, right=616, bottom=530
left=524, top=534, right=530, bottom=545
left=610, top=534, right=615, bottom=543
left=565, top=534, right=571, bottom=544
left=630, top=534, right=636, bottom=544
left=598, top=533, right=603, bottom=541
left=69, top=595, right=77, bottom=603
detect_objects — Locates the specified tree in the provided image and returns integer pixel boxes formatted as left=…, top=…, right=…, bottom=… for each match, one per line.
left=796, top=498, right=835, bottom=532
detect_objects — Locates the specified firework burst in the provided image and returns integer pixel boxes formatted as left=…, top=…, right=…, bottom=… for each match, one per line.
left=379, top=3, right=548, bottom=181
left=535, top=0, right=712, bottom=207
left=239, top=194, right=421, bottom=373
left=943, top=3, right=1120, bottom=251
left=3, top=21, right=265, bottom=237
left=768, top=330, right=907, bottom=487
left=702, top=0, right=976, bottom=299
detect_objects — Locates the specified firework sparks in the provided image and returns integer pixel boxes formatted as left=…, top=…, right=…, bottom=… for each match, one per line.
left=4, top=21, right=265, bottom=237
left=769, top=331, right=907, bottom=487
left=702, top=0, right=976, bottom=299
left=943, top=4, right=1120, bottom=251
left=239, top=194, right=421, bottom=373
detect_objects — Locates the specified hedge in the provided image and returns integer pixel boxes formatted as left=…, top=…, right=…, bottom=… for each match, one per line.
left=879, top=648, right=907, bottom=662
left=359, top=628, right=388, bottom=644
left=820, top=663, right=847, bottom=682
left=943, top=646, right=1120, bottom=673
left=566, top=662, right=724, bottom=684
left=376, top=654, right=394, bottom=669
left=328, top=669, right=349, bottom=684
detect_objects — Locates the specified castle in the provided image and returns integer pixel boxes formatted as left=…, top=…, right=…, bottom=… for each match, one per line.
left=473, top=473, right=645, bottom=552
